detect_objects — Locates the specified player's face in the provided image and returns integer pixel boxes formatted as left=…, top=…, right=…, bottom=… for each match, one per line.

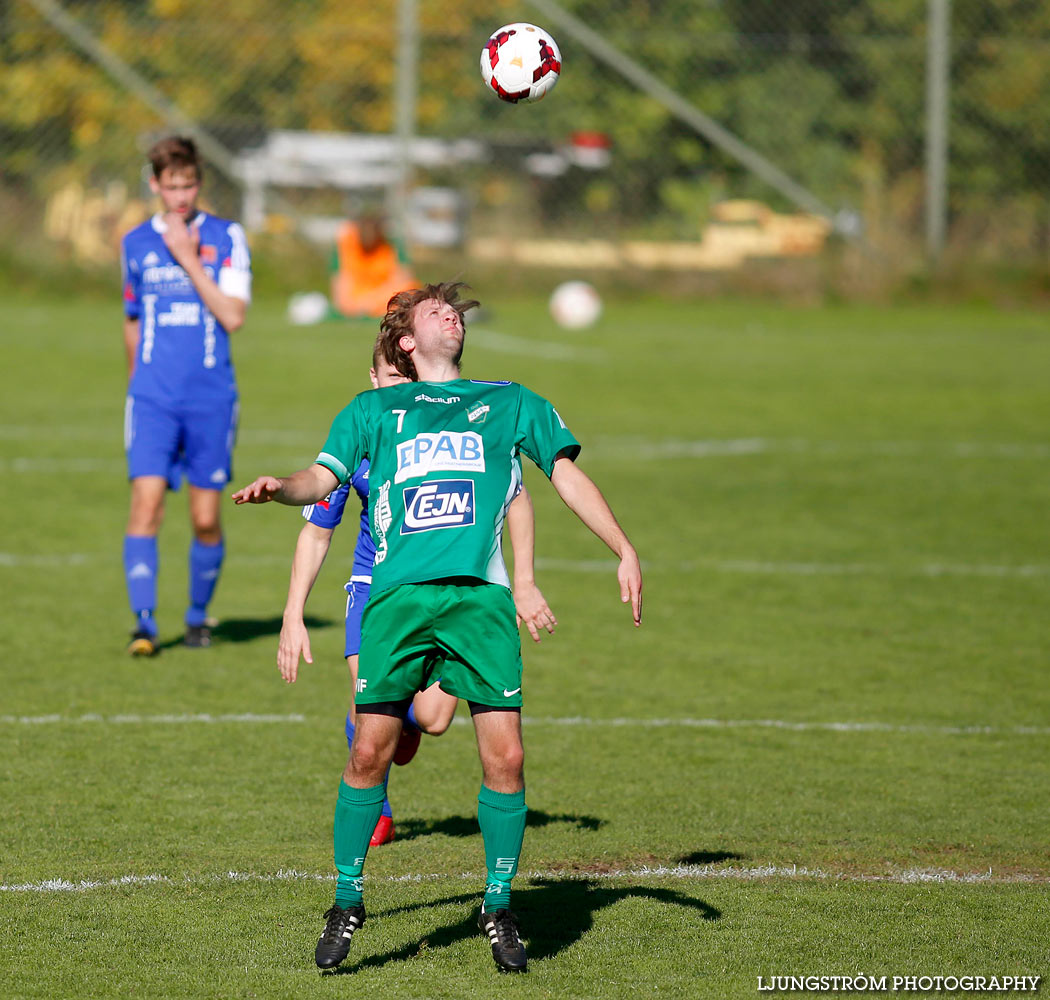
left=406, top=298, right=464, bottom=362
left=149, top=167, right=201, bottom=219
left=369, top=361, right=410, bottom=389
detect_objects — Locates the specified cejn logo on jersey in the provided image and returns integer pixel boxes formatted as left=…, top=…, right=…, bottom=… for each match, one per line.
left=401, top=480, right=475, bottom=534
left=395, top=431, right=485, bottom=484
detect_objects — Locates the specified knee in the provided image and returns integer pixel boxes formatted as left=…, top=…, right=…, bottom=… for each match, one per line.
left=484, top=741, right=524, bottom=782
left=349, top=734, right=390, bottom=777
left=128, top=502, right=163, bottom=536
left=503, top=743, right=525, bottom=776
left=192, top=519, right=222, bottom=544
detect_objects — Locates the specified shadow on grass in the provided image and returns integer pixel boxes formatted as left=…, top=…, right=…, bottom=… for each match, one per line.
left=392, top=809, right=604, bottom=843
left=678, top=850, right=747, bottom=865
left=519, top=878, right=721, bottom=961
left=327, top=878, right=720, bottom=974
left=153, top=615, right=334, bottom=651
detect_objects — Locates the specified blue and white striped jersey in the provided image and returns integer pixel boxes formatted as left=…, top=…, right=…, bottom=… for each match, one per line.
left=121, top=212, right=251, bottom=406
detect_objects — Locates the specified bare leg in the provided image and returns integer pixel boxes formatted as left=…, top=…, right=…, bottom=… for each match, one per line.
left=187, top=485, right=222, bottom=544
left=345, top=654, right=359, bottom=728
left=127, top=475, right=167, bottom=535
left=473, top=709, right=524, bottom=794
left=343, top=713, right=401, bottom=786
left=412, top=683, right=459, bottom=735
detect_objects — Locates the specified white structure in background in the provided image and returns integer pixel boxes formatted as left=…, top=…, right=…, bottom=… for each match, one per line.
left=234, top=130, right=482, bottom=247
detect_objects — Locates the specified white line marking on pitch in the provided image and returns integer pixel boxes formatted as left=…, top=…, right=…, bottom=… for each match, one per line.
left=0, top=457, right=123, bottom=473
left=468, top=327, right=607, bottom=362
left=3, top=551, right=1048, bottom=579
left=0, top=713, right=305, bottom=725
left=1, top=714, right=1045, bottom=736
left=534, top=557, right=1050, bottom=579
left=519, top=717, right=1050, bottom=736
left=586, top=437, right=1050, bottom=461
left=3, top=429, right=1047, bottom=459
left=1, top=864, right=1044, bottom=894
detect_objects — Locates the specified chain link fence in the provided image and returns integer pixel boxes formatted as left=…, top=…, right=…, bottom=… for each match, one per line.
left=2, top=0, right=1048, bottom=286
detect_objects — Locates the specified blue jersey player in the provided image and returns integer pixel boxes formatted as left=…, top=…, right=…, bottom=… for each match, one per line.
left=121, top=136, right=252, bottom=654
left=277, top=347, right=555, bottom=847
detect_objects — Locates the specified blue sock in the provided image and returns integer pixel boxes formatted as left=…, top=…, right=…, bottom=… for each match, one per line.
left=123, top=535, right=158, bottom=635
left=381, top=765, right=393, bottom=819
left=346, top=715, right=394, bottom=819
left=186, top=538, right=223, bottom=627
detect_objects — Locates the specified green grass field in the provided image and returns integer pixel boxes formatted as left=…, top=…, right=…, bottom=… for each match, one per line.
left=2, top=289, right=1048, bottom=999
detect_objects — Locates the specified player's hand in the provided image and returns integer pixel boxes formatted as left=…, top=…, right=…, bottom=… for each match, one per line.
left=232, top=476, right=282, bottom=504
left=514, top=580, right=557, bottom=643
left=277, top=616, right=311, bottom=683
left=161, top=212, right=200, bottom=264
left=618, top=547, right=643, bottom=627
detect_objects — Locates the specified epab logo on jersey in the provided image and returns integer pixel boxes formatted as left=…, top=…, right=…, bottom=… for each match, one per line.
left=395, top=431, right=485, bottom=484
left=401, top=479, right=475, bottom=534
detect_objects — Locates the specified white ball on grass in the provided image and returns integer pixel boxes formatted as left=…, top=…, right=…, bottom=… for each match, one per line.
left=286, top=292, right=329, bottom=326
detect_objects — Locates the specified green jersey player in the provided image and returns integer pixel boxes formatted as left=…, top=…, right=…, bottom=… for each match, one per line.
left=233, top=281, right=642, bottom=974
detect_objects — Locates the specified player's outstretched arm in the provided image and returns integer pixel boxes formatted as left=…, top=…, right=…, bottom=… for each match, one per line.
left=549, top=456, right=642, bottom=626
left=278, top=521, right=334, bottom=683
left=506, top=486, right=556, bottom=643
left=232, top=464, right=339, bottom=506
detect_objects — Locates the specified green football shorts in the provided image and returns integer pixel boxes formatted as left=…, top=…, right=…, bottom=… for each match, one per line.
left=357, top=580, right=523, bottom=709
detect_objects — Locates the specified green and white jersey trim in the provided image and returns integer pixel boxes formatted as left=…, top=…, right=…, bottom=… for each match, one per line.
left=316, top=451, right=349, bottom=483
left=483, top=454, right=524, bottom=589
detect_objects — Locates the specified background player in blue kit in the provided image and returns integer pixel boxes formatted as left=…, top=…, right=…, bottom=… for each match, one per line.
left=121, top=136, right=252, bottom=654
left=278, top=342, right=556, bottom=847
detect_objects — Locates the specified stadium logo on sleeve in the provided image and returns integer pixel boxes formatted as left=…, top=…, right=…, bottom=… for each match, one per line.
left=395, top=431, right=485, bottom=483
left=401, top=480, right=475, bottom=533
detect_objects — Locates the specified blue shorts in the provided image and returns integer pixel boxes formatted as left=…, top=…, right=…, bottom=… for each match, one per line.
left=343, top=578, right=371, bottom=658
left=125, top=394, right=238, bottom=491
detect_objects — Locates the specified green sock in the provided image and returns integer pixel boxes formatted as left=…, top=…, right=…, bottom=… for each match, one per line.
left=477, top=784, right=527, bottom=912
left=333, top=779, right=386, bottom=909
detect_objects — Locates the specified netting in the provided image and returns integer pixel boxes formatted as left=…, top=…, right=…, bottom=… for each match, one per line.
left=3, top=0, right=1048, bottom=277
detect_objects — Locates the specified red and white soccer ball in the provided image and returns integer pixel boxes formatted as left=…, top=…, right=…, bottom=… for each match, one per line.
left=481, top=22, right=562, bottom=104
left=549, top=281, right=602, bottom=330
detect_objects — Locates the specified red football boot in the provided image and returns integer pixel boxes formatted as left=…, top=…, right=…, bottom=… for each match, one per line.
left=393, top=724, right=421, bottom=766
left=370, top=815, right=395, bottom=846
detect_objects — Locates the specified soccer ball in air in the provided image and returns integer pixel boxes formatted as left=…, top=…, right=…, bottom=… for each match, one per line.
left=549, top=281, right=602, bottom=329
left=481, top=22, right=561, bottom=103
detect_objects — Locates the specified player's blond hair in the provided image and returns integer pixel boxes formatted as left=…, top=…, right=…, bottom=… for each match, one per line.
left=377, top=281, right=480, bottom=378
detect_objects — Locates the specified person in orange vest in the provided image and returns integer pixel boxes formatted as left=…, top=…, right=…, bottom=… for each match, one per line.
left=330, top=215, right=415, bottom=318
